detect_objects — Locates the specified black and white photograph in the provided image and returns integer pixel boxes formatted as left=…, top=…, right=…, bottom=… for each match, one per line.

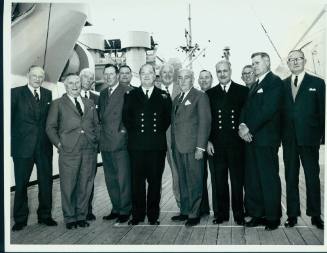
left=4, top=0, right=326, bottom=251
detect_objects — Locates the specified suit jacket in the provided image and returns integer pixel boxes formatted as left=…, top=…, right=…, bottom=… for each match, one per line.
left=282, top=73, right=325, bottom=146
left=122, top=86, right=172, bottom=151
left=240, top=71, right=283, bottom=147
left=207, top=82, right=249, bottom=147
left=99, top=84, right=132, bottom=151
left=89, top=91, right=100, bottom=115
left=171, top=87, right=211, bottom=153
left=46, top=94, right=100, bottom=152
left=11, top=85, right=53, bottom=158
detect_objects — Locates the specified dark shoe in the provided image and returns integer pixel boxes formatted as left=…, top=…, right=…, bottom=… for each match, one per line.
left=66, top=222, right=77, bottom=229
left=312, top=216, right=324, bottom=230
left=265, top=220, right=280, bottom=231
left=171, top=214, right=188, bottom=221
left=12, top=222, right=27, bottom=231
left=128, top=219, right=144, bottom=225
left=149, top=220, right=160, bottom=225
left=213, top=217, right=229, bottom=224
left=185, top=217, right=200, bottom=227
left=117, top=214, right=130, bottom=223
left=103, top=212, right=119, bottom=220
left=76, top=220, right=90, bottom=228
left=245, top=217, right=266, bottom=227
left=86, top=213, right=96, bottom=221
left=284, top=217, right=297, bottom=228
left=38, top=217, right=58, bottom=226
left=235, top=218, right=245, bottom=225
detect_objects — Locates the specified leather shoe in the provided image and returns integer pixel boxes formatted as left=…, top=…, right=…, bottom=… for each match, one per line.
left=38, top=217, right=58, bottom=226
left=284, top=217, right=297, bottom=228
left=76, top=220, right=90, bottom=228
left=171, top=214, right=188, bottom=221
left=213, top=217, right=229, bottom=224
left=117, top=214, right=130, bottom=223
left=265, top=220, right=280, bottom=231
left=245, top=217, right=266, bottom=227
left=103, top=212, right=119, bottom=220
left=312, top=216, right=324, bottom=229
left=128, top=218, right=144, bottom=225
left=235, top=218, right=245, bottom=225
left=185, top=217, right=200, bottom=227
left=149, top=220, right=160, bottom=225
left=66, top=222, right=77, bottom=229
left=12, top=222, right=27, bottom=231
left=86, top=213, right=96, bottom=221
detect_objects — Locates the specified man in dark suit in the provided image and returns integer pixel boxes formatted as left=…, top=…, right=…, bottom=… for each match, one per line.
left=79, top=68, right=99, bottom=221
left=119, top=65, right=133, bottom=87
left=46, top=73, right=99, bottom=229
left=100, top=64, right=132, bottom=223
left=159, top=63, right=181, bottom=209
left=122, top=63, right=172, bottom=225
left=11, top=65, right=57, bottom=231
left=241, top=65, right=256, bottom=89
left=171, top=69, right=211, bottom=226
left=282, top=50, right=325, bottom=229
left=197, top=69, right=213, bottom=217
left=239, top=52, right=283, bottom=230
left=206, top=62, right=248, bottom=225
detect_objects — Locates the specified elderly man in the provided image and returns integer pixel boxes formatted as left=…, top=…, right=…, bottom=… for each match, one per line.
left=11, top=65, right=57, bottom=231
left=122, top=63, right=172, bottom=225
left=100, top=64, right=132, bottom=223
left=241, top=65, right=256, bottom=89
left=159, top=63, right=181, bottom=208
left=282, top=50, right=325, bottom=229
left=79, top=68, right=99, bottom=221
left=206, top=62, right=248, bottom=225
left=46, top=73, right=99, bottom=229
left=197, top=69, right=213, bottom=216
left=239, top=52, right=283, bottom=230
left=171, top=69, right=211, bottom=226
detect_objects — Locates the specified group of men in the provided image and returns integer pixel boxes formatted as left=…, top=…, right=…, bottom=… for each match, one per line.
left=11, top=49, right=325, bottom=232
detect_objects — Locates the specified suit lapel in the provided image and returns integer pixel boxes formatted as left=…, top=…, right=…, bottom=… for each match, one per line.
left=81, top=97, right=89, bottom=118
left=63, top=94, right=81, bottom=117
left=294, top=73, right=309, bottom=102
left=23, top=85, right=37, bottom=119
left=177, top=87, right=195, bottom=114
left=284, top=76, right=294, bottom=102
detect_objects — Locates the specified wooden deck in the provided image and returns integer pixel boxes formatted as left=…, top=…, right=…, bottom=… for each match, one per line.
left=9, top=148, right=325, bottom=246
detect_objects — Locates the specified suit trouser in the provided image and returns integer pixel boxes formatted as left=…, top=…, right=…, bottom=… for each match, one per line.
left=101, top=150, right=132, bottom=215
left=58, top=137, right=97, bottom=223
left=283, top=140, right=321, bottom=217
left=129, top=150, right=166, bottom=221
left=173, top=149, right=204, bottom=219
left=166, top=128, right=180, bottom=208
left=87, top=166, right=97, bottom=215
left=13, top=150, right=53, bottom=224
left=210, top=146, right=244, bottom=220
left=244, top=144, right=281, bottom=221
left=200, top=153, right=211, bottom=214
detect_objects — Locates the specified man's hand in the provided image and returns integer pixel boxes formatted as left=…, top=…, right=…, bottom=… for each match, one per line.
left=195, top=148, right=204, bottom=160
left=207, top=141, right=215, bottom=156
left=238, top=123, right=253, bottom=143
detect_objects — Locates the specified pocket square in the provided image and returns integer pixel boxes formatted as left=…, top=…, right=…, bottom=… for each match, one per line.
left=257, top=88, right=263, bottom=93
left=309, top=88, right=316, bottom=91
left=184, top=100, right=191, bottom=106
left=95, top=105, right=99, bottom=109
left=47, top=102, right=51, bottom=105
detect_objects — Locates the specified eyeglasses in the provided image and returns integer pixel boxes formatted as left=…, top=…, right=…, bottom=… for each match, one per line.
left=242, top=71, right=254, bottom=76
left=288, top=57, right=304, bottom=63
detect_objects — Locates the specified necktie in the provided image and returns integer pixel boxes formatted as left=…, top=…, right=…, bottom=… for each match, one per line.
left=74, top=97, right=83, bottom=116
left=84, top=91, right=88, bottom=99
left=294, top=76, right=298, bottom=87
left=250, top=80, right=259, bottom=95
left=145, top=89, right=149, bottom=99
left=34, top=89, right=40, bottom=102
left=222, top=85, right=227, bottom=93
left=165, top=86, right=170, bottom=95
left=175, top=92, right=184, bottom=114
left=108, top=88, right=113, bottom=96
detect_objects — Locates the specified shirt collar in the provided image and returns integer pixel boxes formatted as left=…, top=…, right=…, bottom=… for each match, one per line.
left=27, top=84, right=41, bottom=97
left=108, top=83, right=119, bottom=93
left=142, top=85, right=154, bottom=95
left=291, top=71, right=305, bottom=86
left=257, top=71, right=270, bottom=84
left=220, top=81, right=232, bottom=91
left=161, top=83, right=173, bottom=95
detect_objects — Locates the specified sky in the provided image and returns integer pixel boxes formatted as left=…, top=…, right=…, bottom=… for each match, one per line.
left=86, top=0, right=325, bottom=84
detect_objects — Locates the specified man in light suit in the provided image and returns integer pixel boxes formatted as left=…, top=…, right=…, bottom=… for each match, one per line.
left=11, top=65, right=57, bottom=231
left=122, top=64, right=172, bottom=225
left=197, top=70, right=213, bottom=217
left=282, top=50, right=325, bottom=229
left=100, top=64, right=132, bottom=223
left=159, top=63, right=181, bottom=208
left=171, top=69, right=211, bottom=226
left=79, top=68, right=99, bottom=221
left=46, top=73, right=99, bottom=229
left=207, top=62, right=248, bottom=225
left=239, top=52, right=283, bottom=230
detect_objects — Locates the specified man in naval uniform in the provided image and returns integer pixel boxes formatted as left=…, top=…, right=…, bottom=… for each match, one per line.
left=206, top=61, right=248, bottom=225
left=122, top=63, right=172, bottom=225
